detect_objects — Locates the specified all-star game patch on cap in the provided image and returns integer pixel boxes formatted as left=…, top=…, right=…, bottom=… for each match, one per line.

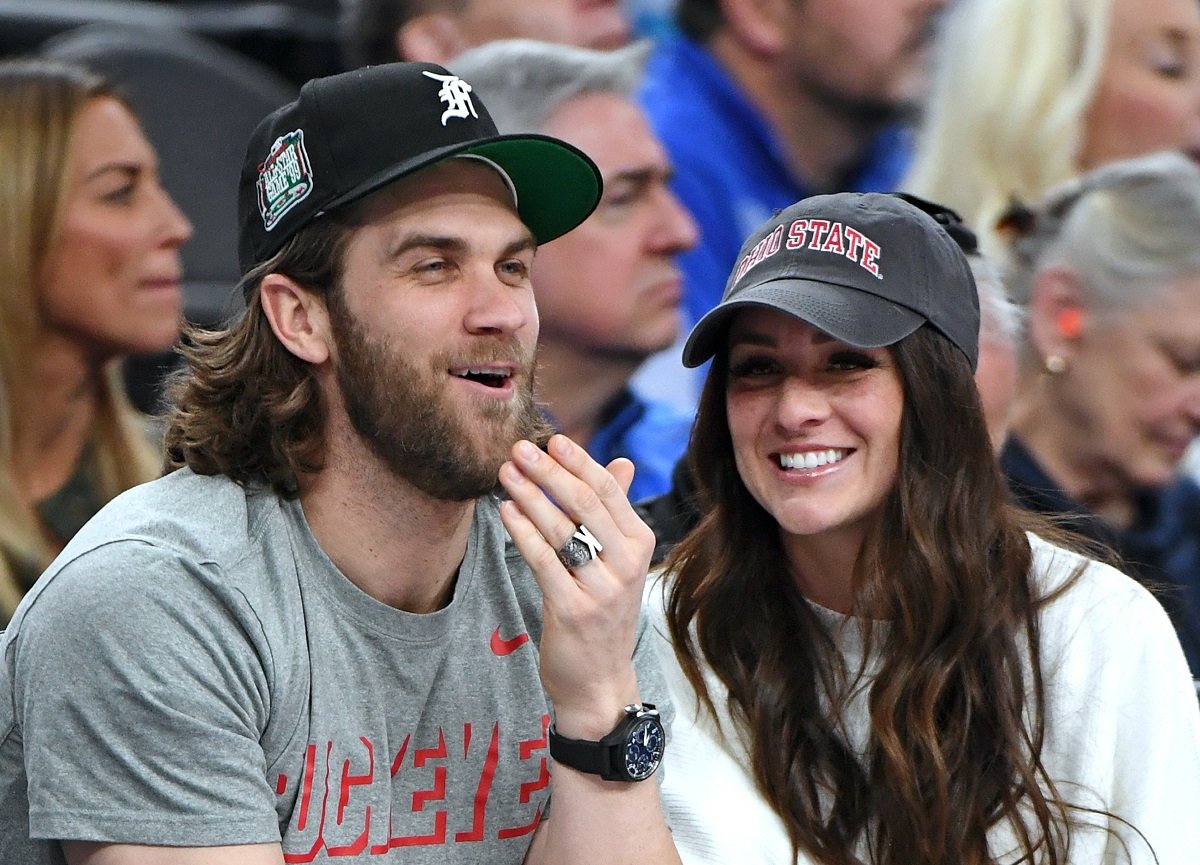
left=682, top=191, right=980, bottom=370
left=238, top=61, right=602, bottom=274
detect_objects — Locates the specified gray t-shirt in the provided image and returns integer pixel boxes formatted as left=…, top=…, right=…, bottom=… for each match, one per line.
left=0, top=468, right=669, bottom=863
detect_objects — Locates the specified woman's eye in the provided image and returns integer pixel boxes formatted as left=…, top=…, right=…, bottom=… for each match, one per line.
left=1147, top=40, right=1192, bottom=80
left=827, top=351, right=879, bottom=371
left=1167, top=351, right=1200, bottom=376
left=728, top=357, right=778, bottom=378
left=101, top=184, right=136, bottom=204
left=1154, top=59, right=1188, bottom=79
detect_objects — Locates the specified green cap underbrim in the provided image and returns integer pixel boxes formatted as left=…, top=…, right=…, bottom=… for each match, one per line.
left=465, top=135, right=602, bottom=244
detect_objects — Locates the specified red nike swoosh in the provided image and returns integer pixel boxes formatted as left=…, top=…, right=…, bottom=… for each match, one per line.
left=490, top=626, right=530, bottom=656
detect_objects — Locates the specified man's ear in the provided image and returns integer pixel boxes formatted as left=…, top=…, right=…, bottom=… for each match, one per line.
left=395, top=13, right=469, bottom=65
left=258, top=273, right=332, bottom=365
left=719, top=0, right=795, bottom=57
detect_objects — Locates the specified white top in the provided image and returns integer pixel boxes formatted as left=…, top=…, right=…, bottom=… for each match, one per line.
left=645, top=534, right=1200, bottom=864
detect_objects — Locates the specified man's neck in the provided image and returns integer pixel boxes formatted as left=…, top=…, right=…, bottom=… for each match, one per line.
left=709, top=33, right=883, bottom=193
left=536, top=341, right=638, bottom=447
left=298, top=433, right=478, bottom=614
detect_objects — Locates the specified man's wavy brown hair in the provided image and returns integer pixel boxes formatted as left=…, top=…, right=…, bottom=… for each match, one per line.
left=665, top=325, right=1108, bottom=865
left=162, top=216, right=356, bottom=496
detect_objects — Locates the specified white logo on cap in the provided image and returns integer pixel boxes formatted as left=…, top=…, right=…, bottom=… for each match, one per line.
left=422, top=71, right=478, bottom=126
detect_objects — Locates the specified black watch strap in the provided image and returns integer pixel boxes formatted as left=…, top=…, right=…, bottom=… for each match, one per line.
left=548, top=725, right=610, bottom=776
left=548, top=702, right=662, bottom=782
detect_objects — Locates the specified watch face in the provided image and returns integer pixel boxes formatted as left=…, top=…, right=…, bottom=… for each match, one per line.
left=623, top=716, right=665, bottom=781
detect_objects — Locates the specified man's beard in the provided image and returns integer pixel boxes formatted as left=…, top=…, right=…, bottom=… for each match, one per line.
left=329, top=297, right=549, bottom=501
left=809, top=83, right=918, bottom=130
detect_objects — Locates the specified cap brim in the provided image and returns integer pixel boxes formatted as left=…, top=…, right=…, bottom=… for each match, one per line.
left=466, top=136, right=601, bottom=243
left=320, top=133, right=601, bottom=245
left=681, top=278, right=926, bottom=367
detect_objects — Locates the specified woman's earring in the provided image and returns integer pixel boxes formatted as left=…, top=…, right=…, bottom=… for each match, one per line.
left=1044, top=354, right=1068, bottom=375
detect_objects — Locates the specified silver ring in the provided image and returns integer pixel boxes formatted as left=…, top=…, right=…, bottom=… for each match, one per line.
left=555, top=524, right=603, bottom=569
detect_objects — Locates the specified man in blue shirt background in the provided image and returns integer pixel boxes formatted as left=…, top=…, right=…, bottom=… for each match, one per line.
left=633, top=0, right=949, bottom=409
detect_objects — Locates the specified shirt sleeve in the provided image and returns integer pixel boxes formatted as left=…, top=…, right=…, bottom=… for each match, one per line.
left=13, top=539, right=281, bottom=846
left=632, top=601, right=674, bottom=733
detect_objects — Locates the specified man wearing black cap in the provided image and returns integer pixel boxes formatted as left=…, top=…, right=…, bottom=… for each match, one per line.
left=0, top=63, right=677, bottom=865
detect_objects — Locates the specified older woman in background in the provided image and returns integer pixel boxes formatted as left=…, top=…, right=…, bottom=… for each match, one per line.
left=0, top=59, right=192, bottom=623
left=1000, top=150, right=1200, bottom=678
left=905, top=0, right=1200, bottom=256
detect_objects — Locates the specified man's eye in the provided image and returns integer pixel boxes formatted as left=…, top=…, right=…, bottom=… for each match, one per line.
left=500, top=260, right=529, bottom=276
left=602, top=190, right=637, bottom=208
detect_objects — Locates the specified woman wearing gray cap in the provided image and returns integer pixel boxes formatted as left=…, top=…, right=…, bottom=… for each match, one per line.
left=643, top=192, right=1200, bottom=864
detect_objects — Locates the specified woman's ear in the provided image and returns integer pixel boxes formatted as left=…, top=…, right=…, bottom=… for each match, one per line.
left=395, top=13, right=469, bottom=66
left=1027, top=265, right=1087, bottom=363
left=258, top=273, right=331, bottom=365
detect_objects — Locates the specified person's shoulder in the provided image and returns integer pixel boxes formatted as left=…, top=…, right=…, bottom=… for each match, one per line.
left=1158, top=472, right=1200, bottom=519
left=642, top=568, right=671, bottom=626
left=639, top=36, right=735, bottom=142
left=1026, top=532, right=1181, bottom=665
left=9, top=469, right=286, bottom=630
left=633, top=399, right=692, bottom=458
left=63, top=467, right=271, bottom=565
left=641, top=35, right=701, bottom=85
left=632, top=396, right=694, bottom=434
left=1028, top=531, right=1153, bottom=608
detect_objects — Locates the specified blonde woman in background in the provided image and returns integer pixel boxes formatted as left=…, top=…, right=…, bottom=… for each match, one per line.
left=905, top=0, right=1200, bottom=257
left=0, top=59, right=192, bottom=623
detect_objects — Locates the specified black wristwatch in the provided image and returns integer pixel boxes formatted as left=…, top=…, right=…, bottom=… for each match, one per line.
left=548, top=703, right=665, bottom=782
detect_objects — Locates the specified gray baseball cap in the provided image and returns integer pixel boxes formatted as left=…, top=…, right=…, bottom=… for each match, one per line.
left=682, top=192, right=980, bottom=369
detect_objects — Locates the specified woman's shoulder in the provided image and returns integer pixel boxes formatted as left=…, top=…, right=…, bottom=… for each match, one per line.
left=644, top=568, right=671, bottom=609
left=1025, top=532, right=1185, bottom=671
left=1027, top=531, right=1148, bottom=603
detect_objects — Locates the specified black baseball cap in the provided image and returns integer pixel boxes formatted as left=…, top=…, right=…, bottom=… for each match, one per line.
left=237, top=61, right=602, bottom=274
left=682, top=192, right=980, bottom=369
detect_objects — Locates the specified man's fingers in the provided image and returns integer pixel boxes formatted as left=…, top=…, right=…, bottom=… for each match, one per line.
left=496, top=438, right=652, bottom=591
left=540, top=436, right=649, bottom=543
left=606, top=457, right=635, bottom=496
left=498, top=457, right=581, bottom=548
left=505, top=438, right=620, bottom=545
left=498, top=497, right=580, bottom=599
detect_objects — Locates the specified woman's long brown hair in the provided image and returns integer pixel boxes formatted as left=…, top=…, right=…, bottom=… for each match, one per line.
left=665, top=326, right=1090, bottom=865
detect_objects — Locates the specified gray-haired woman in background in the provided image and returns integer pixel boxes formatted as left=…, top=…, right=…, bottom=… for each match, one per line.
left=1000, top=150, right=1200, bottom=678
